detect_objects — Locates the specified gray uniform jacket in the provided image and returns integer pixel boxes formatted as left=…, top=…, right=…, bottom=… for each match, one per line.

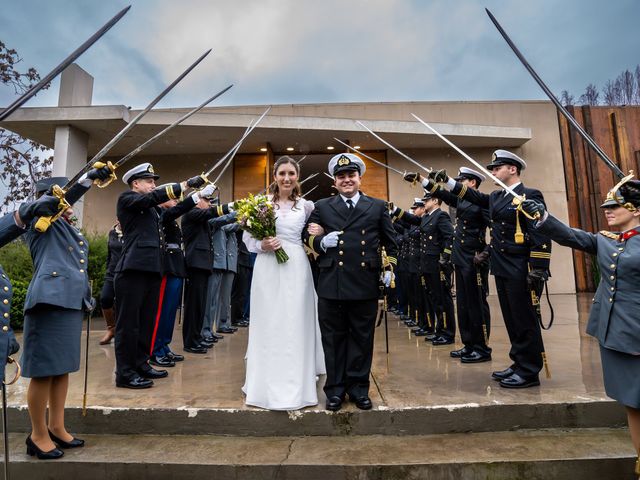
left=209, top=213, right=237, bottom=271
left=24, top=217, right=91, bottom=312
left=0, top=213, right=26, bottom=380
left=537, top=214, right=640, bottom=355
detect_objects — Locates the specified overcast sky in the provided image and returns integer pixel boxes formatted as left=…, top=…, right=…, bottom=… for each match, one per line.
left=1, top=0, right=639, bottom=109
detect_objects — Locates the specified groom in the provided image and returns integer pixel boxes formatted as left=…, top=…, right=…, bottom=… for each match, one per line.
left=304, top=153, right=397, bottom=411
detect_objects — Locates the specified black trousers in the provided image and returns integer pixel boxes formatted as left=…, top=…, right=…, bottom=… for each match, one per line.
left=418, top=275, right=434, bottom=330
left=396, top=271, right=409, bottom=315
left=182, top=268, right=210, bottom=348
left=231, top=264, right=251, bottom=323
left=408, top=272, right=421, bottom=323
left=100, top=276, right=115, bottom=309
left=494, top=274, right=544, bottom=378
left=455, top=263, right=491, bottom=353
left=114, top=271, right=161, bottom=381
left=422, top=261, right=455, bottom=339
left=317, top=297, right=378, bottom=399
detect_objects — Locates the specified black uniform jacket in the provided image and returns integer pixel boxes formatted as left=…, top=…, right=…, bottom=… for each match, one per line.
left=432, top=188, right=490, bottom=266
left=303, top=193, right=397, bottom=301
left=450, top=181, right=551, bottom=277
left=105, top=227, right=124, bottom=280
left=393, top=208, right=453, bottom=273
left=115, top=183, right=182, bottom=275
left=181, top=207, right=228, bottom=272
left=161, top=197, right=197, bottom=278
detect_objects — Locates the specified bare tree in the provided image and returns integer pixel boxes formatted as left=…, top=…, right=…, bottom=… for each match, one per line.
left=0, top=41, right=52, bottom=212
left=634, top=65, right=640, bottom=104
left=602, top=79, right=622, bottom=106
left=618, top=69, right=636, bottom=105
left=560, top=90, right=575, bottom=106
left=578, top=83, right=599, bottom=106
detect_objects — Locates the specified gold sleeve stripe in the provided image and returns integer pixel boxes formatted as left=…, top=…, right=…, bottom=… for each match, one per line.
left=457, top=184, right=468, bottom=199
left=530, top=252, right=552, bottom=258
left=308, top=235, right=316, bottom=250
left=443, top=248, right=452, bottom=254
left=388, top=256, right=397, bottom=265
left=166, top=185, right=177, bottom=200
left=216, top=205, right=223, bottom=216
left=396, top=209, right=404, bottom=219
left=429, top=183, right=439, bottom=194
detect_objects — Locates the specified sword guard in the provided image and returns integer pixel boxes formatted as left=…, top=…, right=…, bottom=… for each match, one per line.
left=3, top=357, right=21, bottom=385
left=95, top=161, right=117, bottom=189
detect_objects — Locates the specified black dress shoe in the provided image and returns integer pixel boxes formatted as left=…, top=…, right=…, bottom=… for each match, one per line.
left=405, top=321, right=417, bottom=327
left=460, top=351, right=492, bottom=363
left=26, top=436, right=64, bottom=459
left=184, top=345, right=207, bottom=354
left=424, top=332, right=437, bottom=340
left=116, top=375, right=154, bottom=389
left=410, top=326, right=423, bottom=332
left=199, top=341, right=214, bottom=349
left=166, top=351, right=184, bottom=362
left=325, top=396, right=343, bottom=411
left=491, top=367, right=515, bottom=381
left=450, top=346, right=472, bottom=358
left=139, top=367, right=168, bottom=379
left=48, top=430, right=85, bottom=449
left=203, top=335, right=218, bottom=343
left=212, top=333, right=224, bottom=340
left=413, top=329, right=429, bottom=336
left=350, top=395, right=373, bottom=410
left=150, top=355, right=176, bottom=367
left=217, top=327, right=236, bottom=334
left=499, top=373, right=540, bottom=389
left=431, top=336, right=454, bottom=346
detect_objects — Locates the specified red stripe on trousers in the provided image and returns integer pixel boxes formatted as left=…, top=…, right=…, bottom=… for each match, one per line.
left=149, top=275, right=168, bottom=356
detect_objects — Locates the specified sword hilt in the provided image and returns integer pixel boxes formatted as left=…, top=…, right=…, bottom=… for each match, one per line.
left=3, top=357, right=21, bottom=385
left=95, top=161, right=118, bottom=188
left=34, top=184, right=70, bottom=233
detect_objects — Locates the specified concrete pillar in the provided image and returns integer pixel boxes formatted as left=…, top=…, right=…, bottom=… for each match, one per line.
left=53, top=64, right=93, bottom=227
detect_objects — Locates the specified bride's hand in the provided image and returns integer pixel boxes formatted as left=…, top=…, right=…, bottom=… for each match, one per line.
left=307, top=223, right=324, bottom=235
left=261, top=236, right=281, bottom=251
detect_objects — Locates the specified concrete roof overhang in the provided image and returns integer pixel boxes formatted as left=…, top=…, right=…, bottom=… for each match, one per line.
left=1, top=105, right=531, bottom=156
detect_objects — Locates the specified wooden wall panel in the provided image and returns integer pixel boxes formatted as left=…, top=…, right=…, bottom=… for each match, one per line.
left=233, top=154, right=267, bottom=198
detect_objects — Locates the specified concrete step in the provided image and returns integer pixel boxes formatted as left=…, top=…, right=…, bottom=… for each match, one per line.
left=4, top=399, right=627, bottom=437
left=3, top=428, right=636, bottom=479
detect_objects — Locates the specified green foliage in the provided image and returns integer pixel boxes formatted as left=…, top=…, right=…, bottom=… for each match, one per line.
left=0, top=232, right=108, bottom=329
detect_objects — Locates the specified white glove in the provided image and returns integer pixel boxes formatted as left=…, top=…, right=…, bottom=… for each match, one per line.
left=78, top=172, right=92, bottom=188
left=320, top=231, right=341, bottom=251
left=383, top=271, right=394, bottom=288
left=227, top=201, right=235, bottom=212
left=192, top=183, right=217, bottom=204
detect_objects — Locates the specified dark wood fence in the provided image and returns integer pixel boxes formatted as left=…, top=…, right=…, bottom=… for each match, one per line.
left=559, top=106, right=640, bottom=291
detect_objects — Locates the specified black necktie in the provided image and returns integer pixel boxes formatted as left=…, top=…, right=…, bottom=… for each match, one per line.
left=346, top=199, right=354, bottom=210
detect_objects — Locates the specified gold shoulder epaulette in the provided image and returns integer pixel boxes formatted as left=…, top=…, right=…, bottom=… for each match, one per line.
left=599, top=230, right=619, bottom=240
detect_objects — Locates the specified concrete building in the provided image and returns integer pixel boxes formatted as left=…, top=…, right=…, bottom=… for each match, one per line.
left=1, top=65, right=574, bottom=293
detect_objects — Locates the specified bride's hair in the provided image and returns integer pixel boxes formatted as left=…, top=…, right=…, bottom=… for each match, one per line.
left=270, top=156, right=301, bottom=208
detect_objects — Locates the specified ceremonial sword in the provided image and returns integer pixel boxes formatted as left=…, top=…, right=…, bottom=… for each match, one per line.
left=34, top=49, right=213, bottom=232
left=332, top=138, right=406, bottom=176
left=301, top=183, right=319, bottom=198
left=485, top=8, right=626, bottom=180
left=355, top=121, right=432, bottom=174
left=411, top=113, right=538, bottom=219
left=0, top=6, right=131, bottom=122
left=198, top=107, right=272, bottom=188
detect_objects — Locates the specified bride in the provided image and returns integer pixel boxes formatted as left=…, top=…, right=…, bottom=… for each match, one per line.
left=242, top=155, right=326, bottom=410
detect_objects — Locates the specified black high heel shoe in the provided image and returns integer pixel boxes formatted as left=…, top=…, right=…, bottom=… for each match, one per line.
left=48, top=429, right=85, bottom=449
left=25, top=435, right=64, bottom=459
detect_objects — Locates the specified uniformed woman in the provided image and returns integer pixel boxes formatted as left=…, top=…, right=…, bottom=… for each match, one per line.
left=21, top=167, right=109, bottom=460
left=522, top=177, right=640, bottom=470
left=98, top=221, right=123, bottom=345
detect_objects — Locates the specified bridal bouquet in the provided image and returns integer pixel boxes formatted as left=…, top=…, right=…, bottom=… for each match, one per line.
left=235, top=194, right=289, bottom=264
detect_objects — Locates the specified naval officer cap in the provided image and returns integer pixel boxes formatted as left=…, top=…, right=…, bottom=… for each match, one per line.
left=411, top=197, right=425, bottom=208
left=486, top=149, right=527, bottom=172
left=122, top=162, right=160, bottom=184
left=454, top=166, right=486, bottom=184
left=328, top=153, right=366, bottom=177
left=36, top=176, right=69, bottom=194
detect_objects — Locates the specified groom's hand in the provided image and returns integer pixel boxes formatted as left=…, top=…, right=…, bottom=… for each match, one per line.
left=320, top=231, right=341, bottom=251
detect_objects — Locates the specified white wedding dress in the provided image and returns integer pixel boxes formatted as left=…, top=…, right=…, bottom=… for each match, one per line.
left=242, top=198, right=326, bottom=410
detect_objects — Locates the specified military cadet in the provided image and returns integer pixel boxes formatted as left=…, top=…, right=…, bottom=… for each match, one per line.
left=303, top=152, right=397, bottom=411
left=113, top=162, right=207, bottom=389
left=413, top=149, right=551, bottom=388
left=99, top=222, right=123, bottom=345
left=390, top=213, right=409, bottom=317
left=21, top=168, right=110, bottom=459
left=181, top=197, right=234, bottom=353
left=427, top=167, right=492, bottom=362
left=521, top=178, right=640, bottom=472
left=1, top=194, right=60, bottom=383
left=149, top=188, right=210, bottom=367
left=393, top=194, right=455, bottom=345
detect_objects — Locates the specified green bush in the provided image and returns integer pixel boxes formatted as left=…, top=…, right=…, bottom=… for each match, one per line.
left=0, top=231, right=108, bottom=330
